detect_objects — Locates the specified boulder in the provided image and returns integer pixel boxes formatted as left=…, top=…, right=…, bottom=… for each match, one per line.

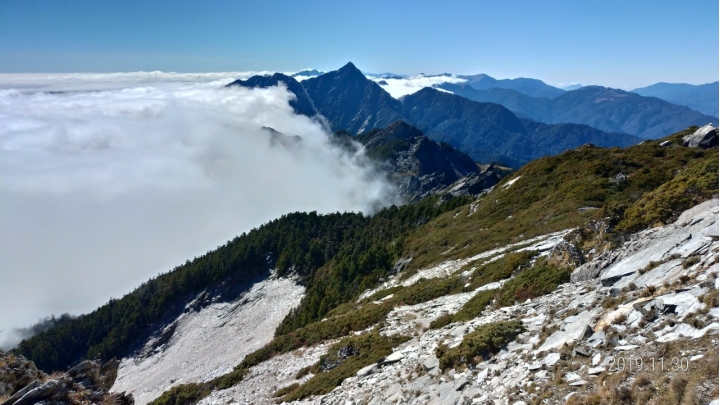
left=537, top=310, right=596, bottom=351
left=10, top=378, right=70, bottom=405
left=588, top=366, right=605, bottom=375
left=454, top=375, right=469, bottom=391
left=572, top=346, right=589, bottom=357
left=564, top=372, right=581, bottom=382
left=587, top=330, right=605, bottom=348
left=356, top=364, right=377, bottom=377
left=382, top=351, right=404, bottom=365
left=527, top=362, right=543, bottom=371
left=543, top=353, right=561, bottom=367
left=422, top=355, right=439, bottom=372
left=683, top=124, right=718, bottom=149
left=1, top=380, right=40, bottom=405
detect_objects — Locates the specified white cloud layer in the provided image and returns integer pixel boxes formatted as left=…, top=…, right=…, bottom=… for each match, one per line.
left=369, top=74, right=467, bottom=98
left=0, top=73, right=397, bottom=349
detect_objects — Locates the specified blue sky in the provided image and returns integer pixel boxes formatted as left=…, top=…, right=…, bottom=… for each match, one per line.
left=0, top=0, right=717, bottom=88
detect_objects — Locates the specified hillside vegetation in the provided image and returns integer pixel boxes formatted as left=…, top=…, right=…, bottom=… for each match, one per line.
left=401, top=126, right=718, bottom=273
left=17, top=195, right=471, bottom=372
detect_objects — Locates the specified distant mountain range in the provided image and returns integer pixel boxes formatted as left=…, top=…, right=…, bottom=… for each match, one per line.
left=457, top=74, right=565, bottom=98
left=632, top=82, right=719, bottom=118
left=364, top=72, right=408, bottom=79
left=291, top=68, right=718, bottom=122
left=291, top=69, right=324, bottom=77
left=439, top=83, right=718, bottom=139
left=229, top=63, right=642, bottom=167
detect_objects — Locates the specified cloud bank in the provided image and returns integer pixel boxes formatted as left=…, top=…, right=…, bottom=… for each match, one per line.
left=0, top=74, right=397, bottom=349
left=368, top=74, right=467, bottom=98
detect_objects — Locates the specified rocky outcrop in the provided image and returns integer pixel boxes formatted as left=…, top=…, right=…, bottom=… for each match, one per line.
left=357, top=121, right=502, bottom=201
left=0, top=353, right=131, bottom=405
left=227, top=73, right=319, bottom=118
left=683, top=124, right=719, bottom=148
left=570, top=199, right=719, bottom=288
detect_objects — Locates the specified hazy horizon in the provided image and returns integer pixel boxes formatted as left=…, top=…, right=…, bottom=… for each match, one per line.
left=1, top=1, right=717, bottom=89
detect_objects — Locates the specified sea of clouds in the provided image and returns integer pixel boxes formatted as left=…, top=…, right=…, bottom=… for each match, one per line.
left=0, top=72, right=398, bottom=349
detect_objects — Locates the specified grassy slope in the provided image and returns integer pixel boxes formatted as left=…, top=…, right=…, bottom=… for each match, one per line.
left=402, top=127, right=718, bottom=273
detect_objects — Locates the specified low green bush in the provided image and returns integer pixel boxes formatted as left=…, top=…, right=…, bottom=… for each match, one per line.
left=149, top=382, right=209, bottom=405
left=468, top=250, right=537, bottom=290
left=278, top=331, right=410, bottom=401
left=436, top=320, right=524, bottom=371
left=429, top=313, right=454, bottom=329
left=453, top=289, right=497, bottom=322
left=496, top=258, right=571, bottom=307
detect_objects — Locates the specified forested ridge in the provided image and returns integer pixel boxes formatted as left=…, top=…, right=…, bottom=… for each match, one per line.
left=16, top=194, right=471, bottom=372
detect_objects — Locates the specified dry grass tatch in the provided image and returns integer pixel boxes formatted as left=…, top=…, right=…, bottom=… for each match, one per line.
left=567, top=335, right=719, bottom=405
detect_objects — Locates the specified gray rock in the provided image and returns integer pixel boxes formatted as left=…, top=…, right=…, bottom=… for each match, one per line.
left=1, top=380, right=40, bottom=405
left=614, top=345, right=639, bottom=351
left=356, top=364, right=377, bottom=377
left=382, top=351, right=404, bottom=365
left=683, top=124, right=718, bottom=149
left=438, top=381, right=459, bottom=404
left=527, top=361, right=543, bottom=371
left=455, top=375, right=469, bottom=391
left=564, top=372, right=581, bottom=382
left=476, top=367, right=489, bottom=382
left=12, top=378, right=70, bottom=405
left=537, top=310, right=596, bottom=351
left=659, top=140, right=672, bottom=147
left=543, top=353, right=561, bottom=367
left=569, top=380, right=588, bottom=386
left=422, top=355, right=439, bottom=372
left=588, top=366, right=605, bottom=375
left=572, top=346, right=589, bottom=357
left=587, top=330, right=605, bottom=348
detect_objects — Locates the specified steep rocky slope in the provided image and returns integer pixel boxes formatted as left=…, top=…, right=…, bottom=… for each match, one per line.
left=112, top=277, right=304, bottom=405
left=228, top=73, right=319, bottom=117
left=354, top=121, right=505, bottom=201
left=186, top=198, right=718, bottom=405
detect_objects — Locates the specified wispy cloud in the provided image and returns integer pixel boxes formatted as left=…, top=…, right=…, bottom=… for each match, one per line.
left=368, top=74, right=467, bottom=98
left=0, top=73, right=397, bottom=349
